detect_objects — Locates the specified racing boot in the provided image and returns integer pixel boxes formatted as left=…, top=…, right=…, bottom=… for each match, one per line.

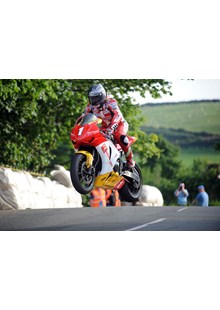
left=125, top=147, right=135, bottom=169
left=118, top=135, right=135, bottom=169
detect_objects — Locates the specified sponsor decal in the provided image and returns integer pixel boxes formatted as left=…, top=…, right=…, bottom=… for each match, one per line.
left=101, top=143, right=110, bottom=159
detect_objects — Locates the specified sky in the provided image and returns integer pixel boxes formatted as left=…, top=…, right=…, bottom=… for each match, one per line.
left=134, top=79, right=220, bottom=104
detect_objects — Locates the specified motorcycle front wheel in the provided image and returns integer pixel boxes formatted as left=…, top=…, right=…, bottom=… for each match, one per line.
left=70, top=153, right=95, bottom=194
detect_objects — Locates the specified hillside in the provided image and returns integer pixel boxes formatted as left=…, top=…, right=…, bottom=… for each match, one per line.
left=140, top=100, right=220, bottom=165
left=141, top=100, right=220, bottom=135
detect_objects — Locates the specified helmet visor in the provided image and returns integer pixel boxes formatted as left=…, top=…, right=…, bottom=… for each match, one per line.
left=89, top=93, right=104, bottom=106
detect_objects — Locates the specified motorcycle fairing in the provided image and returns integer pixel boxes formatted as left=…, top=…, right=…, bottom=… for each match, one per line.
left=94, top=171, right=125, bottom=190
left=95, top=140, right=120, bottom=175
left=70, top=118, right=106, bottom=150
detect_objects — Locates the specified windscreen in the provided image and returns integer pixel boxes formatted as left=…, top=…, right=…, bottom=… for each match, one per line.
left=80, top=113, right=98, bottom=125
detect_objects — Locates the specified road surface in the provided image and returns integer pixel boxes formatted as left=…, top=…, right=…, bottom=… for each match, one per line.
left=0, top=206, right=220, bottom=231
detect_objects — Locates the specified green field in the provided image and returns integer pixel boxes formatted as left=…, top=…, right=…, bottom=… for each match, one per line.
left=141, top=101, right=220, bottom=134
left=140, top=101, right=220, bottom=166
left=180, top=147, right=220, bottom=167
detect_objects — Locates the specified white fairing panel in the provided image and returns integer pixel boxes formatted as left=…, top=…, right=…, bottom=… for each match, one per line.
left=96, top=141, right=120, bottom=174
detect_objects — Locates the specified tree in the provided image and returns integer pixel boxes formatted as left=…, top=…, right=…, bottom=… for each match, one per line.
left=143, top=135, right=182, bottom=178
left=180, top=159, right=220, bottom=203
left=0, top=79, right=172, bottom=172
left=215, top=142, right=220, bottom=151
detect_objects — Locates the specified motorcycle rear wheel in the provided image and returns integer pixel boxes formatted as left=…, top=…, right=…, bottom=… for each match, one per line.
left=70, top=154, right=95, bottom=194
left=119, top=164, right=143, bottom=203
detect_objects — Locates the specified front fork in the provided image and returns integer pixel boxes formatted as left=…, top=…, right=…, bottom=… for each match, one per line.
left=75, top=150, right=93, bottom=168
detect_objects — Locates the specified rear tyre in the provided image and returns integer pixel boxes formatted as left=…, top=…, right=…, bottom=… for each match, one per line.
left=119, top=164, right=143, bottom=202
left=70, top=154, right=95, bottom=194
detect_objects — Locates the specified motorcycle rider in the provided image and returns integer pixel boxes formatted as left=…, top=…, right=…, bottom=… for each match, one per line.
left=79, top=84, right=135, bottom=168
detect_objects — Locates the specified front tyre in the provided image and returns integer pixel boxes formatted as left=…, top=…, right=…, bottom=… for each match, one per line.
left=119, top=164, right=143, bottom=202
left=70, top=153, right=95, bottom=194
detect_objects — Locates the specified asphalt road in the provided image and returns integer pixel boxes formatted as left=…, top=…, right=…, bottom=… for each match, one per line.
left=0, top=205, right=220, bottom=231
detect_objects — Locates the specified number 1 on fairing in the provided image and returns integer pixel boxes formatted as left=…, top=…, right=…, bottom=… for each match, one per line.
left=78, top=127, right=84, bottom=136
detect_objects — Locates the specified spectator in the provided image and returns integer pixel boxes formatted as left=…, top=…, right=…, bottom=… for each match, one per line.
left=106, top=189, right=121, bottom=207
left=192, top=185, right=209, bottom=207
left=90, top=188, right=106, bottom=207
left=174, top=183, right=189, bottom=206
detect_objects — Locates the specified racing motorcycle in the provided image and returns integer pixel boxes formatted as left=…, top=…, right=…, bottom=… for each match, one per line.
left=70, top=113, right=142, bottom=202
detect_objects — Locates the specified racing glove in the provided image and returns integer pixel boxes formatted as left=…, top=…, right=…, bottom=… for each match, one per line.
left=101, top=128, right=114, bottom=141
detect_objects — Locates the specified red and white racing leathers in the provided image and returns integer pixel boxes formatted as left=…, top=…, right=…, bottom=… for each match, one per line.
left=81, top=97, right=135, bottom=167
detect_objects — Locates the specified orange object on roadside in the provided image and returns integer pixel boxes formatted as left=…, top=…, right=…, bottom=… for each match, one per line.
left=106, top=189, right=121, bottom=207
left=90, top=188, right=106, bottom=207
